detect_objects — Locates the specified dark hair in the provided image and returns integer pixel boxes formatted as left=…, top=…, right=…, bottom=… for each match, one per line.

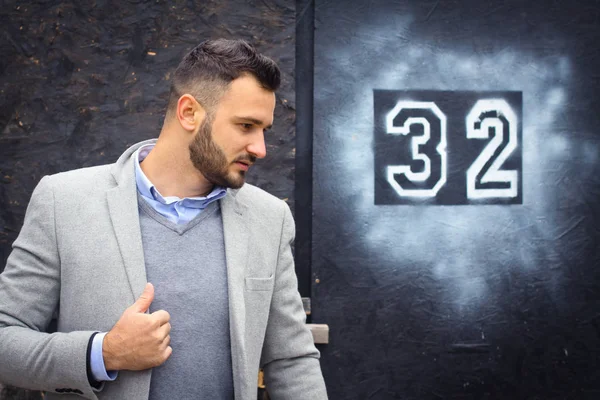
left=166, top=39, right=281, bottom=116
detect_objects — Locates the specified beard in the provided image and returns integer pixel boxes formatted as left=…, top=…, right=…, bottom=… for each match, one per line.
left=188, top=117, right=255, bottom=189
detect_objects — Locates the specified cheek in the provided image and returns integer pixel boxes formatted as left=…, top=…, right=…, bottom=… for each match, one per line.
left=210, top=125, right=246, bottom=158
left=219, top=142, right=237, bottom=159
left=219, top=136, right=245, bottom=156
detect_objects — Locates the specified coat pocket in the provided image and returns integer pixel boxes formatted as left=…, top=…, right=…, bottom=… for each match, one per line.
left=245, top=276, right=274, bottom=291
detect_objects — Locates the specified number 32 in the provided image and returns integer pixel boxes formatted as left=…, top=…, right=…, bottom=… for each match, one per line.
left=386, top=99, right=518, bottom=199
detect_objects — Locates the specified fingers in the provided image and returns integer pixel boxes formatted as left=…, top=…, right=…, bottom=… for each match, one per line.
left=107, top=283, right=175, bottom=370
left=163, top=346, right=173, bottom=360
left=161, top=334, right=171, bottom=350
left=151, top=310, right=171, bottom=325
left=159, top=337, right=172, bottom=363
left=157, top=322, right=171, bottom=340
left=130, top=283, right=154, bottom=313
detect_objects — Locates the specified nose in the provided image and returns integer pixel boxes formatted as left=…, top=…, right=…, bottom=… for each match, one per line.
left=246, top=131, right=267, bottom=159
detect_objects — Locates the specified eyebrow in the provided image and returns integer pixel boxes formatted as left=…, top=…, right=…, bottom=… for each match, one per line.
left=235, top=116, right=272, bottom=130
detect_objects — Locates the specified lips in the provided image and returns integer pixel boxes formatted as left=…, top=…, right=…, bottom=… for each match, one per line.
left=233, top=154, right=256, bottom=172
left=235, top=161, right=250, bottom=171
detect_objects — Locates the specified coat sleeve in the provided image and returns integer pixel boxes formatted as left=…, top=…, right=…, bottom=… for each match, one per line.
left=0, top=176, right=100, bottom=399
left=260, top=201, right=328, bottom=399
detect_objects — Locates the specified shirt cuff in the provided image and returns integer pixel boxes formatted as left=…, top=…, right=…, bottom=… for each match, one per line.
left=90, top=332, right=118, bottom=382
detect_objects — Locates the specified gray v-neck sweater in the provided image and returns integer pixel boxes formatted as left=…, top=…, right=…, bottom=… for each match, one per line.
left=138, top=198, right=234, bottom=400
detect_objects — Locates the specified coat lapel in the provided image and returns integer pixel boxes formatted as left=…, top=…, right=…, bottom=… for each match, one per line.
left=106, top=141, right=152, bottom=400
left=106, top=141, right=152, bottom=302
left=221, top=189, right=251, bottom=399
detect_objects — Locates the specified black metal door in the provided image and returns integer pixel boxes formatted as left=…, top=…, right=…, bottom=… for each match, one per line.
left=308, top=1, right=600, bottom=398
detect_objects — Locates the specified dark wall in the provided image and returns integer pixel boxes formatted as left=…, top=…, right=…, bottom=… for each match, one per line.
left=0, top=0, right=294, bottom=398
left=311, top=0, right=600, bottom=399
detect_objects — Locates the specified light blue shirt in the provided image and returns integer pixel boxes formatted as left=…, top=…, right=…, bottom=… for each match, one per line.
left=90, top=144, right=227, bottom=382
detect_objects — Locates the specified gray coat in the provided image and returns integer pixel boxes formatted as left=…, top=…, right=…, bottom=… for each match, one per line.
left=0, top=140, right=327, bottom=400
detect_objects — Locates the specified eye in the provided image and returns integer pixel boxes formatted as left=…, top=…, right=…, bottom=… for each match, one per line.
left=240, top=123, right=253, bottom=130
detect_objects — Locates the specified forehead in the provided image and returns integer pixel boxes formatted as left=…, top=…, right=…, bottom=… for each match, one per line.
left=214, top=75, right=276, bottom=124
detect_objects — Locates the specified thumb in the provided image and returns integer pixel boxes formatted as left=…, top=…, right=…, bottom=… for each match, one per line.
left=130, top=282, right=154, bottom=313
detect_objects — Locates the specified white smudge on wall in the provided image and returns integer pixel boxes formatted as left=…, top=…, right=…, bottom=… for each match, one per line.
left=314, top=15, right=594, bottom=313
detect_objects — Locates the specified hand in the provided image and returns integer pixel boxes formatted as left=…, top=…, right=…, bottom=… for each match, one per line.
left=102, top=283, right=172, bottom=371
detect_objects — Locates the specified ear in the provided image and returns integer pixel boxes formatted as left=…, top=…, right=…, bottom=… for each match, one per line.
left=176, top=94, right=206, bottom=132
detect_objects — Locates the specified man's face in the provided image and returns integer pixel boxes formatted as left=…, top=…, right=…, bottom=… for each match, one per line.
left=189, top=75, right=275, bottom=189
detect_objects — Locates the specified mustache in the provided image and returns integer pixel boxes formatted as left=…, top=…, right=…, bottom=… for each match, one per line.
left=233, top=154, right=257, bottom=164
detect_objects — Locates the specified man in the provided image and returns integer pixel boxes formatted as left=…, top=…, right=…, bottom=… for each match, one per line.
left=0, top=39, right=328, bottom=400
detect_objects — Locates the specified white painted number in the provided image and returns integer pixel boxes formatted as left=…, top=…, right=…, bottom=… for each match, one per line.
left=385, top=101, right=447, bottom=197
left=383, top=98, right=519, bottom=200
left=466, top=99, right=518, bottom=199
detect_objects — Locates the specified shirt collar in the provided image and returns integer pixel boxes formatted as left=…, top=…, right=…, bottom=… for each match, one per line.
left=133, top=144, right=227, bottom=208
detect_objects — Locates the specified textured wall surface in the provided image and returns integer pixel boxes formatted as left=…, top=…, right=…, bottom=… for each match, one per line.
left=312, top=0, right=600, bottom=399
left=0, top=0, right=294, bottom=398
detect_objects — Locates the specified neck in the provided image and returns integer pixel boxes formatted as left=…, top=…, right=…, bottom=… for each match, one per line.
left=140, top=137, right=215, bottom=198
